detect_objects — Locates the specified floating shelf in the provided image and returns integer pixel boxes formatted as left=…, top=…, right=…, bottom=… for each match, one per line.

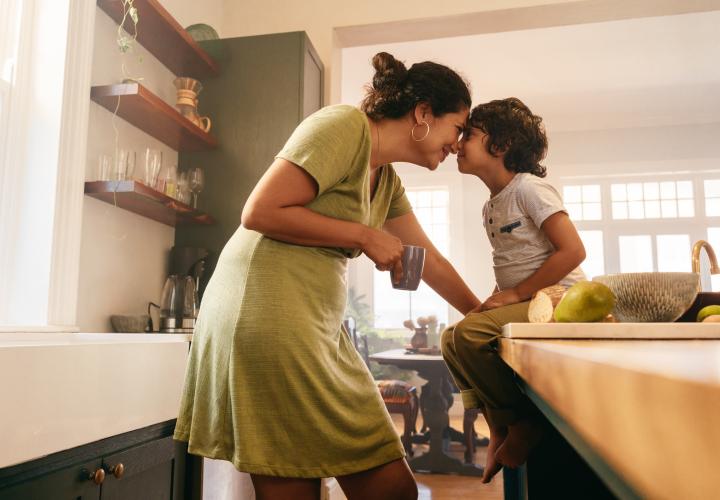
left=91, top=83, right=218, bottom=152
left=84, top=180, right=215, bottom=227
left=97, top=0, right=219, bottom=79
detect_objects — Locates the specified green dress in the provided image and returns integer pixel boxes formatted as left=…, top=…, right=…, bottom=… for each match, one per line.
left=174, top=104, right=412, bottom=478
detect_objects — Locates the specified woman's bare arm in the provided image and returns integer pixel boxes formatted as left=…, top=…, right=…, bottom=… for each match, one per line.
left=242, top=158, right=403, bottom=270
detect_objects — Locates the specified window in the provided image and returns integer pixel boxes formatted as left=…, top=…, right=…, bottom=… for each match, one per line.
left=372, top=188, right=450, bottom=328
left=0, top=0, right=90, bottom=329
left=656, top=234, right=691, bottom=272
left=611, top=180, right=694, bottom=220
left=0, top=0, right=23, bottom=161
left=577, top=230, right=604, bottom=278
left=563, top=184, right=601, bottom=221
left=619, top=235, right=654, bottom=272
left=704, top=179, right=720, bottom=216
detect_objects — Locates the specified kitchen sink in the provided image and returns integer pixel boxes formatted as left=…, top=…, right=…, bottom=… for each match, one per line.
left=0, top=333, right=191, bottom=467
left=676, top=292, right=720, bottom=322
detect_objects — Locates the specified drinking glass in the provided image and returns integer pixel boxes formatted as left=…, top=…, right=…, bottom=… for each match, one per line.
left=177, top=171, right=191, bottom=204
left=164, top=164, right=178, bottom=198
left=144, top=148, right=162, bottom=188
left=114, top=149, right=136, bottom=180
left=189, top=167, right=205, bottom=209
left=97, top=154, right=112, bottom=181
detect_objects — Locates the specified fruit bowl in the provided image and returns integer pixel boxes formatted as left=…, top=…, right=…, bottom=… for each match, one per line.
left=592, top=272, right=700, bottom=322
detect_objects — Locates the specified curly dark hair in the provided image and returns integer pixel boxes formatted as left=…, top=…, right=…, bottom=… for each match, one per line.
left=468, top=97, right=548, bottom=178
left=360, top=52, right=471, bottom=120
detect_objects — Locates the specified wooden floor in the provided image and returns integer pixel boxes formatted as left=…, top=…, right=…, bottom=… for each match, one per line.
left=389, top=398, right=504, bottom=500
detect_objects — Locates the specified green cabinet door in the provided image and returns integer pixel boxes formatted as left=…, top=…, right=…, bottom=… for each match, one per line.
left=100, top=436, right=185, bottom=500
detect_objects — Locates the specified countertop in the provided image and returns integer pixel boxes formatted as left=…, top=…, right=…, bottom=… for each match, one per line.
left=0, top=332, right=193, bottom=347
left=500, top=324, right=720, bottom=499
left=0, top=332, right=192, bottom=468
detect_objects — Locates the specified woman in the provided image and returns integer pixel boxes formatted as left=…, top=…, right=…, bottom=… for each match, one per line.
left=174, top=52, right=482, bottom=500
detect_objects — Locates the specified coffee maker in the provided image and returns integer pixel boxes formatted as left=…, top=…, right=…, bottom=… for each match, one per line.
left=159, top=247, right=210, bottom=333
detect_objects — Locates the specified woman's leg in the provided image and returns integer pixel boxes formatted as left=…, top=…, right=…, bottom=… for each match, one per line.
left=250, top=475, right=322, bottom=500
left=335, top=458, right=418, bottom=500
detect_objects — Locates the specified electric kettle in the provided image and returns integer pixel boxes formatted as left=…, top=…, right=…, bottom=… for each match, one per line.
left=159, top=275, right=196, bottom=333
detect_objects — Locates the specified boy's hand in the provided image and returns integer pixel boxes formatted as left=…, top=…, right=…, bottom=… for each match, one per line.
left=468, top=302, right=484, bottom=314
left=481, top=288, right=522, bottom=311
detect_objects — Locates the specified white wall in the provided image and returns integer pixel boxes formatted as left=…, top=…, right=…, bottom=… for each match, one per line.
left=218, top=0, right=719, bottom=104
left=219, top=0, right=589, bottom=103
left=77, top=1, right=223, bottom=332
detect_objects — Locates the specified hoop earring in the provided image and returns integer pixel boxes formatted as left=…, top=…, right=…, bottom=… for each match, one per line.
left=411, top=121, right=430, bottom=142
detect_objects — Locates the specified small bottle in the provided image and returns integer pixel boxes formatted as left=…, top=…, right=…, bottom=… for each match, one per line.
left=165, top=164, right=178, bottom=198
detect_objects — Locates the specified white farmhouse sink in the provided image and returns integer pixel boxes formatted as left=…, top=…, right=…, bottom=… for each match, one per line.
left=0, top=333, right=191, bottom=468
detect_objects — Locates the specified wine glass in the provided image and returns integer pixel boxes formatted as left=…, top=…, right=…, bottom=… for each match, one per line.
left=188, top=167, right=205, bottom=209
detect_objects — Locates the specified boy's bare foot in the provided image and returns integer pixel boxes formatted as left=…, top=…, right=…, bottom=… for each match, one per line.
left=495, top=418, right=544, bottom=468
left=481, top=426, right=508, bottom=484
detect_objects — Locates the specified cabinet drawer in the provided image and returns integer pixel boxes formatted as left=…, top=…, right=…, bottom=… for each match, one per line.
left=101, top=436, right=179, bottom=500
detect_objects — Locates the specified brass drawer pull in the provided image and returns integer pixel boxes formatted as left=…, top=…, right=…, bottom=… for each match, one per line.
left=83, top=468, right=105, bottom=485
left=108, top=462, right=125, bottom=479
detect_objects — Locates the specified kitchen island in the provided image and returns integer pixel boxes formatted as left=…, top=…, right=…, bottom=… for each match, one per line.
left=500, top=323, right=720, bottom=499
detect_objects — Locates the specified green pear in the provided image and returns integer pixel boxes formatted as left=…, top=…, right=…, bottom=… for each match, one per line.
left=554, top=281, right=616, bottom=323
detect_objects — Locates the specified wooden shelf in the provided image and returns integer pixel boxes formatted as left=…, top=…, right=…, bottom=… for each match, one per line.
left=84, top=180, right=215, bottom=227
left=97, top=0, right=219, bottom=79
left=91, top=83, right=218, bottom=152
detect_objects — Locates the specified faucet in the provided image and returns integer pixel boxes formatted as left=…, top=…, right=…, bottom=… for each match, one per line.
left=691, top=240, right=720, bottom=274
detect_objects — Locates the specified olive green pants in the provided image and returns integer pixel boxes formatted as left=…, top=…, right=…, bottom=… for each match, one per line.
left=441, top=301, right=537, bottom=428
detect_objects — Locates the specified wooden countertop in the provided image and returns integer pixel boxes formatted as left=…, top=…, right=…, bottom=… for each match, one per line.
left=499, top=336, right=720, bottom=499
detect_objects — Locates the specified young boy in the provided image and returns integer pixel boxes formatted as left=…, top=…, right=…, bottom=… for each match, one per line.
left=441, top=97, right=586, bottom=483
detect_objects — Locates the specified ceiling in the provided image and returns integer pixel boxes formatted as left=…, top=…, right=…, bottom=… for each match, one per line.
left=341, top=11, right=720, bottom=132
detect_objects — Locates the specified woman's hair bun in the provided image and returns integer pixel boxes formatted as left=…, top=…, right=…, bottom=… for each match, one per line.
left=370, top=52, right=408, bottom=92
left=361, top=51, right=470, bottom=121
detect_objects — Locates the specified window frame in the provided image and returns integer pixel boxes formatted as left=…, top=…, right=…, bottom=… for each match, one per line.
left=563, top=172, right=720, bottom=287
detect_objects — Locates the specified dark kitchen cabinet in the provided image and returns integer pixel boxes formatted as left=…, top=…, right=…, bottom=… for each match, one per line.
left=0, top=420, right=199, bottom=500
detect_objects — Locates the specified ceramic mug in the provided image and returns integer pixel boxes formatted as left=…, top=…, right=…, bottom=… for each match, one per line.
left=391, top=245, right=426, bottom=291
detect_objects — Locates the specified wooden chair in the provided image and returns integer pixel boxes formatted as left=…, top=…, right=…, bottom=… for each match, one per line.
left=343, top=318, right=419, bottom=456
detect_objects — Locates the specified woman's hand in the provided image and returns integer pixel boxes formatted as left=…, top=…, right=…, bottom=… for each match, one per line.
left=481, top=288, right=523, bottom=311
left=361, top=228, right=404, bottom=276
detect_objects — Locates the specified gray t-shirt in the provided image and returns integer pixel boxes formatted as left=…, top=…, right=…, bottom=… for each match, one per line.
left=483, top=173, right=586, bottom=290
